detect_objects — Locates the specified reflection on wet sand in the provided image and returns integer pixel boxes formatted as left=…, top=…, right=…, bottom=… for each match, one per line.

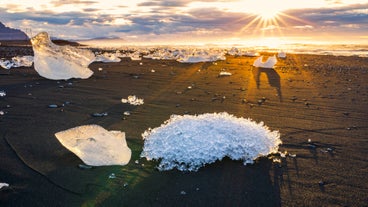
left=252, top=67, right=282, bottom=101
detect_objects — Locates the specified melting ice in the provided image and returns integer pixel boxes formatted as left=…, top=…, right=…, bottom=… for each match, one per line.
left=55, top=125, right=131, bottom=166
left=121, top=95, right=144, bottom=105
left=31, top=32, right=95, bottom=80
left=141, top=112, right=281, bottom=171
left=253, top=55, right=277, bottom=68
left=0, top=56, right=33, bottom=69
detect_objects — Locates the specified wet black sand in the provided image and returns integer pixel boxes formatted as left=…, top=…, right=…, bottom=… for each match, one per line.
left=1, top=46, right=368, bottom=206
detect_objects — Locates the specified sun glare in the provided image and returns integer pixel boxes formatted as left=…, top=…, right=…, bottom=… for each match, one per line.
left=256, top=9, right=279, bottom=20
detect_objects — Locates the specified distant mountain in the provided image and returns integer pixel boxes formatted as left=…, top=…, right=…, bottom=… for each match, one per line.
left=0, top=22, right=29, bottom=40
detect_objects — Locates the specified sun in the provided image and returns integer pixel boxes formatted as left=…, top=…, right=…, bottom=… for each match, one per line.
left=256, top=9, right=280, bottom=20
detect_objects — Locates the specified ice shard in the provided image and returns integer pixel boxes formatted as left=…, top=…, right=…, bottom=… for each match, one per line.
left=253, top=55, right=277, bottom=68
left=55, top=125, right=131, bottom=166
left=31, top=32, right=94, bottom=80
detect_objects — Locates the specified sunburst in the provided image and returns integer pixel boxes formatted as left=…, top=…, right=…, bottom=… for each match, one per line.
left=238, top=10, right=312, bottom=40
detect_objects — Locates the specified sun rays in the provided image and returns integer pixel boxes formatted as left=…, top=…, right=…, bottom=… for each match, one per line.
left=238, top=10, right=313, bottom=42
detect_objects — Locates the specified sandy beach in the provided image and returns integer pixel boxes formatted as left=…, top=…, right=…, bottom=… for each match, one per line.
left=1, top=44, right=368, bottom=206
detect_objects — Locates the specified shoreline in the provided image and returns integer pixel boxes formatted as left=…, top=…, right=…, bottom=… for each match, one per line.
left=0, top=46, right=367, bottom=206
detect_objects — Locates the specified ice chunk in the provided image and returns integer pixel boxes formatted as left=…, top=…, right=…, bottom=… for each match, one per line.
left=95, top=52, right=121, bottom=62
left=121, top=95, right=144, bottom=105
left=12, top=56, right=34, bottom=67
left=219, top=71, right=232, bottom=76
left=55, top=125, right=131, bottom=166
left=0, top=91, right=6, bottom=97
left=141, top=112, right=281, bottom=171
left=277, top=51, right=287, bottom=58
left=31, top=32, right=94, bottom=80
left=0, top=60, right=14, bottom=69
left=0, top=183, right=9, bottom=189
left=253, top=55, right=277, bottom=68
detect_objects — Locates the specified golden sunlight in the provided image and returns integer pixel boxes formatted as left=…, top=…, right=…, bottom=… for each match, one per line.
left=254, top=8, right=280, bottom=20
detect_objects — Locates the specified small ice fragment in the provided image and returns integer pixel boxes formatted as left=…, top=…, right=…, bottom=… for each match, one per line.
left=135, top=160, right=139, bottom=164
left=0, top=91, right=6, bottom=97
left=123, top=111, right=131, bottom=116
left=180, top=191, right=186, bottom=195
left=0, top=111, right=4, bottom=116
left=308, top=139, right=311, bottom=143
left=139, top=62, right=143, bottom=65
left=151, top=69, right=155, bottom=73
left=0, top=183, right=9, bottom=189
left=273, top=158, right=281, bottom=163
left=121, top=95, right=144, bottom=105
left=92, top=112, right=108, bottom=117
left=289, top=154, right=296, bottom=158
left=187, top=86, right=192, bottom=89
left=280, top=151, right=287, bottom=158
left=98, top=67, right=103, bottom=71
left=108, top=173, right=116, bottom=179
left=277, top=51, right=287, bottom=59
left=124, top=183, right=128, bottom=187
left=219, top=72, right=232, bottom=76
left=48, top=104, right=58, bottom=108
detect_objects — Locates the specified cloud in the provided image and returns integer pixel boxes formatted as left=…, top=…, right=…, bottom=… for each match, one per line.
left=51, top=0, right=98, bottom=7
left=138, top=0, right=188, bottom=7
left=0, top=1, right=367, bottom=42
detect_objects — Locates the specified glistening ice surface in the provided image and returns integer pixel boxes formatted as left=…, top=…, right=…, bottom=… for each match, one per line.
left=31, top=32, right=95, bottom=80
left=55, top=125, right=131, bottom=166
left=141, top=112, right=281, bottom=171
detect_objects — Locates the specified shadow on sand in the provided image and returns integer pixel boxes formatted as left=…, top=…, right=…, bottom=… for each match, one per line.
left=252, top=67, right=282, bottom=101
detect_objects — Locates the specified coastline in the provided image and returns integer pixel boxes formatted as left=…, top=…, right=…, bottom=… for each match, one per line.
left=0, top=45, right=368, bottom=206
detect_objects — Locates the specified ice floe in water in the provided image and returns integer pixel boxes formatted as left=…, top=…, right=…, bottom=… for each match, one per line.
left=141, top=112, right=281, bottom=171
left=121, top=95, right=144, bottom=105
left=55, top=125, right=131, bottom=166
left=253, top=55, right=277, bottom=68
left=31, top=32, right=95, bottom=80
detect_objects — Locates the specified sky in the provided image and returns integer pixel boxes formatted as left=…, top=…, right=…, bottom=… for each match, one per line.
left=0, top=0, right=367, bottom=44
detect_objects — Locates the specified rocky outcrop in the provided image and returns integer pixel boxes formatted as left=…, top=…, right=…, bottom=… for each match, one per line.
left=0, top=22, right=29, bottom=40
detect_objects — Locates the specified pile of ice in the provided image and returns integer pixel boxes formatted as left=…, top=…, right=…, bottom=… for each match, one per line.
left=31, top=32, right=95, bottom=80
left=227, top=47, right=260, bottom=57
left=121, top=95, right=144, bottom=105
left=94, top=52, right=121, bottom=62
left=141, top=112, right=281, bottom=171
left=0, top=56, right=33, bottom=69
left=55, top=125, right=131, bottom=166
left=176, top=49, right=226, bottom=63
left=141, top=48, right=226, bottom=63
left=253, top=55, right=277, bottom=68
